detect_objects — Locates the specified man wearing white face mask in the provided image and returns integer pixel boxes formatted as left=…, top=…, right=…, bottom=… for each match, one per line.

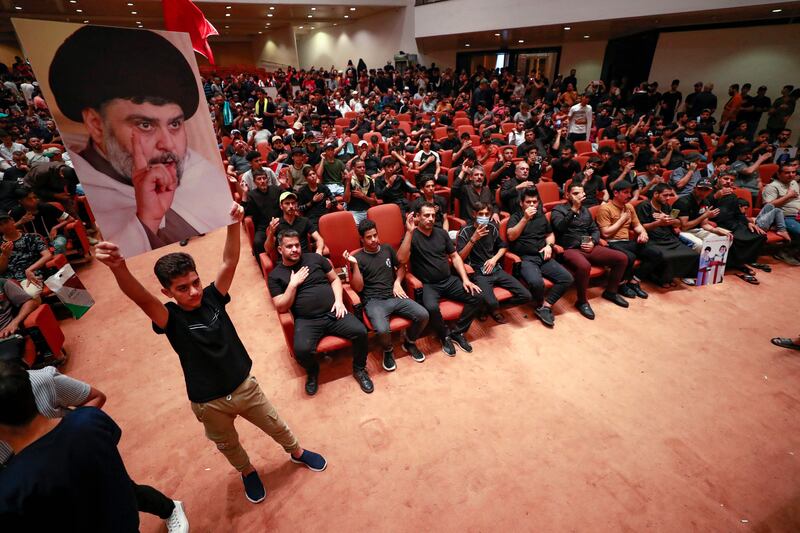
left=456, top=203, right=531, bottom=324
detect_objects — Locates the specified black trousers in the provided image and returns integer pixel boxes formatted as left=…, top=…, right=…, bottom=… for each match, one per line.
left=472, top=269, right=531, bottom=310
left=294, top=312, right=368, bottom=375
left=133, top=482, right=174, bottom=519
left=421, top=276, right=482, bottom=341
left=607, top=240, right=664, bottom=282
left=254, top=225, right=267, bottom=256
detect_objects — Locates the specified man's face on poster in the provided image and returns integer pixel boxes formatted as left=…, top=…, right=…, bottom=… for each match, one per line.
left=83, top=98, right=188, bottom=183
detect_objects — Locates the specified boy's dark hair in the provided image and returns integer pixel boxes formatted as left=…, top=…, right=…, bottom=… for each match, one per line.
left=277, top=229, right=300, bottom=245
left=154, top=252, right=197, bottom=288
left=246, top=151, right=261, bottom=162
left=0, top=360, right=38, bottom=427
left=472, top=201, right=488, bottom=213
left=357, top=218, right=377, bottom=237
left=652, top=182, right=673, bottom=195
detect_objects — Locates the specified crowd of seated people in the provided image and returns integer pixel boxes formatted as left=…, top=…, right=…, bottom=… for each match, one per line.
left=200, top=61, right=800, bottom=393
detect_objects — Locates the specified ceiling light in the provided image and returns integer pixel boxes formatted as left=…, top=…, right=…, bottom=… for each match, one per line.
left=772, top=8, right=782, bottom=13
left=226, top=5, right=232, bottom=9
left=310, top=26, right=315, bottom=29
left=344, top=15, right=349, bottom=18
left=311, top=7, right=317, bottom=10
left=269, top=6, right=275, bottom=10
left=350, top=7, right=356, bottom=10
left=564, top=26, right=571, bottom=30
left=583, top=34, right=590, bottom=38
left=83, top=20, right=89, bottom=23
left=267, top=13, right=273, bottom=17
left=225, top=13, right=230, bottom=17
left=333, top=23, right=338, bottom=26
left=308, top=15, right=313, bottom=18
left=127, top=2, right=134, bottom=5
left=494, top=33, right=500, bottom=36
left=518, top=39, right=524, bottom=43
left=76, top=8, right=83, bottom=12
left=135, top=21, right=141, bottom=24
left=70, top=0, right=77, bottom=3
left=465, top=44, right=470, bottom=47
left=299, top=26, right=304, bottom=29
left=131, top=11, right=137, bottom=15
left=224, top=25, right=229, bottom=29
left=266, top=23, right=271, bottom=26
left=14, top=5, right=21, bottom=9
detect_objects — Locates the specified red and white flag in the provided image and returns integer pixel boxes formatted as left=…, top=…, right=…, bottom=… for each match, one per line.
left=162, top=0, right=218, bottom=65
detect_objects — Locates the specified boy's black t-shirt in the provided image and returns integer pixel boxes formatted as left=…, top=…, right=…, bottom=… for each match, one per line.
left=354, top=244, right=398, bottom=302
left=347, top=178, right=376, bottom=212
left=153, top=283, right=252, bottom=403
left=0, top=407, right=139, bottom=532
left=410, top=227, right=454, bottom=283
left=297, top=184, right=334, bottom=221
left=10, top=203, right=68, bottom=237
left=267, top=253, right=335, bottom=318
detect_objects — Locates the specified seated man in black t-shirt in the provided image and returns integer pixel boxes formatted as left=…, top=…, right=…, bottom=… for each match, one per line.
left=265, top=190, right=325, bottom=257
left=456, top=203, right=530, bottom=324
left=550, top=146, right=582, bottom=189
left=268, top=229, right=373, bottom=396
left=499, top=161, right=536, bottom=214
left=296, top=166, right=335, bottom=226
left=95, top=204, right=326, bottom=506
left=0, top=362, right=140, bottom=531
left=506, top=188, right=574, bottom=327
left=343, top=161, right=378, bottom=225
left=397, top=202, right=482, bottom=356
left=345, top=219, right=429, bottom=372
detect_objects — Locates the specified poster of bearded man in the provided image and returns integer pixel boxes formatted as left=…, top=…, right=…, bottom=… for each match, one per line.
left=13, top=20, right=233, bottom=257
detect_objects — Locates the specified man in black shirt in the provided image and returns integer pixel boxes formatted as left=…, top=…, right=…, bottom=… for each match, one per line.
left=452, top=166, right=499, bottom=223
left=296, top=167, right=334, bottom=226
left=243, top=172, right=281, bottom=255
left=490, top=146, right=517, bottom=188
left=268, top=229, right=373, bottom=395
left=551, top=183, right=629, bottom=319
left=96, top=204, right=326, bottom=506
left=660, top=79, right=682, bottom=123
left=550, top=146, right=581, bottom=188
left=0, top=362, right=140, bottom=531
left=397, top=202, right=482, bottom=356
left=410, top=176, right=449, bottom=231
left=375, top=157, right=418, bottom=215
left=457, top=203, right=530, bottom=323
left=11, top=188, right=74, bottom=255
left=439, top=127, right=461, bottom=151
left=500, top=161, right=536, bottom=214
left=346, top=219, right=429, bottom=372
left=506, top=188, right=573, bottom=326
left=265, top=191, right=325, bottom=256
left=343, top=161, right=378, bottom=225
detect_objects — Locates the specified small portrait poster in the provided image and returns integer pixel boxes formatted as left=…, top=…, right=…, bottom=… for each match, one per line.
left=696, top=234, right=732, bottom=286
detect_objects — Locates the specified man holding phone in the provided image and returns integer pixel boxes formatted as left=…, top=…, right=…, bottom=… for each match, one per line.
left=550, top=184, right=630, bottom=320
left=456, top=203, right=531, bottom=324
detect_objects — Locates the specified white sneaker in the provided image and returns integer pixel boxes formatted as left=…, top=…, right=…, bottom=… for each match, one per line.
left=165, top=500, right=189, bottom=533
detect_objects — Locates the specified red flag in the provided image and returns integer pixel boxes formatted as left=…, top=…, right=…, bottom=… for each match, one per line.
left=162, top=0, right=219, bottom=65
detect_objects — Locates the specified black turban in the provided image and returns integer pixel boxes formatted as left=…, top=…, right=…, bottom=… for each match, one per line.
left=49, top=26, right=199, bottom=122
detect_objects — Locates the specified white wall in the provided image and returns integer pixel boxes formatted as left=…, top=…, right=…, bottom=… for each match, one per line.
left=414, top=0, right=795, bottom=38
left=558, top=40, right=606, bottom=85
left=296, top=2, right=420, bottom=70
left=253, top=26, right=299, bottom=69
left=650, top=24, right=800, bottom=133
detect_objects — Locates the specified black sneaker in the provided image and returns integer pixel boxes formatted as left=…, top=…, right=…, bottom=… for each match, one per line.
left=382, top=350, right=397, bottom=372
left=305, top=373, right=319, bottom=396
left=450, top=333, right=473, bottom=353
left=441, top=337, right=457, bottom=357
left=575, top=301, right=595, bottom=320
left=618, top=284, right=637, bottom=299
left=241, top=471, right=266, bottom=504
left=402, top=341, right=426, bottom=362
left=353, top=368, right=374, bottom=393
left=534, top=306, right=555, bottom=327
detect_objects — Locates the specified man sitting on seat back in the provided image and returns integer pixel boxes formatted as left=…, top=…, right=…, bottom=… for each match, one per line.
left=345, top=219, right=429, bottom=372
left=397, top=202, right=482, bottom=357
left=268, top=229, right=373, bottom=396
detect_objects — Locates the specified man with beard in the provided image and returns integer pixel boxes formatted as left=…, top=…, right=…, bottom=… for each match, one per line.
left=48, top=26, right=230, bottom=256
